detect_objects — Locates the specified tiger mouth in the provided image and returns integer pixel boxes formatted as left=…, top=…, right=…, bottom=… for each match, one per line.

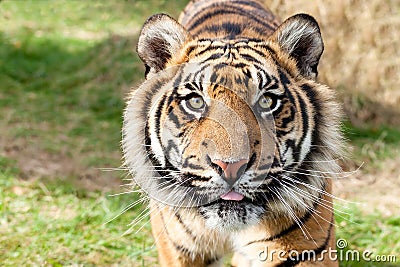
left=201, top=195, right=255, bottom=208
left=220, top=190, right=244, bottom=201
left=199, top=187, right=277, bottom=209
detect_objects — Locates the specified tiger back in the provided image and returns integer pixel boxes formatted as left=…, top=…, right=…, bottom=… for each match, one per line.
left=123, top=0, right=344, bottom=266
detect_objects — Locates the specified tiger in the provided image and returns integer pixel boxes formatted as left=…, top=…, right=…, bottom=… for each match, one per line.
left=122, top=0, right=344, bottom=266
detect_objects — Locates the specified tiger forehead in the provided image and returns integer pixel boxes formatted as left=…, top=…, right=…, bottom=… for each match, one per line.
left=185, top=39, right=273, bottom=58
left=174, top=39, right=285, bottom=101
left=189, top=38, right=266, bottom=47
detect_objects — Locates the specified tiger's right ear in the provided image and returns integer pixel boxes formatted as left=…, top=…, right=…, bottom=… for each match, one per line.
left=137, top=14, right=191, bottom=75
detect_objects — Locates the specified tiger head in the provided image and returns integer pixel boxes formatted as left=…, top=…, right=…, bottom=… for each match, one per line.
left=123, top=14, right=343, bottom=230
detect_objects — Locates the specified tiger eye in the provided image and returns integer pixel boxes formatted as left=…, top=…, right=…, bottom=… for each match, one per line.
left=258, top=95, right=273, bottom=109
left=188, top=96, right=205, bottom=110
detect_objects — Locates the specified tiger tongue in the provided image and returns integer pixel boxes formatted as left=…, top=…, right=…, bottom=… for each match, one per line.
left=220, top=190, right=244, bottom=201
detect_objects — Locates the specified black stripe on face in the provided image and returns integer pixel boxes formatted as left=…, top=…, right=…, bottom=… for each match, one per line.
left=261, top=72, right=281, bottom=92
left=192, top=61, right=214, bottom=83
left=254, top=43, right=278, bottom=57
left=240, top=53, right=263, bottom=65
left=277, top=104, right=296, bottom=131
left=154, top=94, right=168, bottom=147
left=173, top=68, right=184, bottom=89
left=164, top=139, right=180, bottom=163
left=189, top=44, right=223, bottom=58
left=250, top=43, right=277, bottom=59
left=250, top=44, right=288, bottom=72
left=141, top=80, right=166, bottom=118
left=301, top=84, right=321, bottom=153
left=203, top=52, right=225, bottom=61
left=145, top=107, right=181, bottom=178
left=183, top=72, right=194, bottom=84
left=178, top=173, right=211, bottom=187
left=245, top=152, right=257, bottom=171
left=278, top=69, right=311, bottom=164
left=272, top=101, right=288, bottom=123
left=276, top=69, right=296, bottom=126
left=144, top=116, right=169, bottom=177
left=167, top=107, right=183, bottom=129
left=255, top=69, right=271, bottom=90
left=232, top=62, right=249, bottom=69
left=294, top=90, right=310, bottom=162
left=182, top=161, right=204, bottom=170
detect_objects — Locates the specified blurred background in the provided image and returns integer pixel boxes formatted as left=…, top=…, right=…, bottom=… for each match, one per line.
left=0, top=0, right=399, bottom=266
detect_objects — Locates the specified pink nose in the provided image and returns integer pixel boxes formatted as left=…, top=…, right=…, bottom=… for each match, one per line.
left=213, top=159, right=248, bottom=185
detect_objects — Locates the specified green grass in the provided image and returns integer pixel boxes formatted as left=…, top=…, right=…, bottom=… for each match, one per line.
left=343, top=122, right=400, bottom=169
left=336, top=204, right=400, bottom=266
left=0, top=0, right=189, bottom=173
left=0, top=0, right=399, bottom=266
left=1, top=158, right=398, bottom=266
left=0, top=156, right=156, bottom=266
left=0, top=0, right=185, bottom=265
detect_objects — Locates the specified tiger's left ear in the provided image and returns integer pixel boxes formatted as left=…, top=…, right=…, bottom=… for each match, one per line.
left=137, top=14, right=191, bottom=76
left=270, top=14, right=324, bottom=79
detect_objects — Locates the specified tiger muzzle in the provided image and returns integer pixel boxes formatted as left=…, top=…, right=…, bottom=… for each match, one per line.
left=213, top=159, right=248, bottom=186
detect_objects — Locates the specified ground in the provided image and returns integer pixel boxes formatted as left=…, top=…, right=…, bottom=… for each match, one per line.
left=335, top=154, right=400, bottom=217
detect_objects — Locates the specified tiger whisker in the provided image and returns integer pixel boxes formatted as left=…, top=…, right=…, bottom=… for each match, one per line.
left=123, top=207, right=152, bottom=236
left=98, top=167, right=129, bottom=172
left=149, top=194, right=193, bottom=249
left=282, top=182, right=356, bottom=226
left=289, top=162, right=363, bottom=177
left=104, top=195, right=148, bottom=226
left=279, top=179, right=350, bottom=215
left=279, top=182, right=340, bottom=230
left=108, top=189, right=144, bottom=197
left=271, top=189, right=317, bottom=246
left=283, top=169, right=356, bottom=180
left=281, top=174, right=357, bottom=204
left=279, top=184, right=329, bottom=233
left=126, top=202, right=152, bottom=227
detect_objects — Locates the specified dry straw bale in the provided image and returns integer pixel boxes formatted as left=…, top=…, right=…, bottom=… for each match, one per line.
left=266, top=0, right=400, bottom=126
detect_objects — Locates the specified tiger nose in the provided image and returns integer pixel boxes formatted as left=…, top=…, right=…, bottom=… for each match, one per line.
left=213, top=159, right=248, bottom=185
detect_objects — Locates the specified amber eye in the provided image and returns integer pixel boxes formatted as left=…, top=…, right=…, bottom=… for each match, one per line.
left=258, top=95, right=273, bottom=109
left=187, top=96, right=205, bottom=110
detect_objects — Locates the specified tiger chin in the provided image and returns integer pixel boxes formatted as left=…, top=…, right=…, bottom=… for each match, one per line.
left=122, top=0, right=344, bottom=266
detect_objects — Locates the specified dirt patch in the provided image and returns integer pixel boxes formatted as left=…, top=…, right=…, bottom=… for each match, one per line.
left=334, top=154, right=400, bottom=217
left=0, top=134, right=122, bottom=192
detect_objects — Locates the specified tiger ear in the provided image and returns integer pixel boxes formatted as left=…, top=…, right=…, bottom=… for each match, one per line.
left=137, top=14, right=191, bottom=75
left=270, top=14, right=324, bottom=79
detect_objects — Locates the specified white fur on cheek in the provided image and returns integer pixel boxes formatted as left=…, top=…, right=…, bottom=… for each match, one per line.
left=122, top=69, right=178, bottom=193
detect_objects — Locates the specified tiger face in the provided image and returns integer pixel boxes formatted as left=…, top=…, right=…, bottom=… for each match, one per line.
left=123, top=13, right=343, bottom=231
